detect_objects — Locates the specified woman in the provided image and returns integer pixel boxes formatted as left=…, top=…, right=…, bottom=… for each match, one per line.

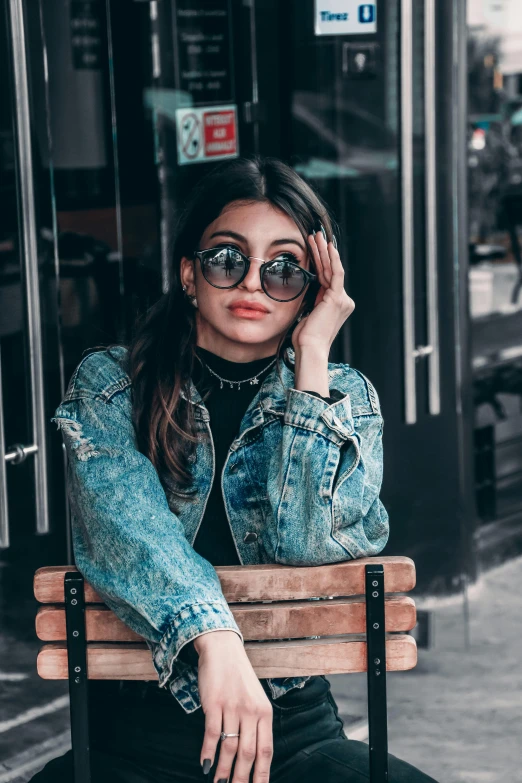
left=33, top=156, right=437, bottom=782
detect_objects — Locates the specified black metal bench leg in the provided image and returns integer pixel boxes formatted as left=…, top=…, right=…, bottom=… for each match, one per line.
left=65, top=571, right=92, bottom=783
left=365, top=564, right=388, bottom=782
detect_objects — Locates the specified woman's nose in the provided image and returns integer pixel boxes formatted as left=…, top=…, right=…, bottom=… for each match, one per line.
left=239, top=258, right=263, bottom=292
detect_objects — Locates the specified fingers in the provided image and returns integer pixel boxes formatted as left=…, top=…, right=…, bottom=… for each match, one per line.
left=252, top=711, right=274, bottom=783
left=308, top=230, right=345, bottom=294
left=196, top=634, right=273, bottom=783
left=228, top=716, right=258, bottom=783
left=212, top=707, right=273, bottom=783
left=316, top=229, right=333, bottom=286
left=308, top=233, right=326, bottom=288
left=326, top=236, right=345, bottom=294
left=200, top=708, right=223, bottom=775
left=210, top=710, right=240, bottom=782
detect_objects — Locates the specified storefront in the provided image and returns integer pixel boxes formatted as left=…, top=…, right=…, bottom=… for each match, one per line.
left=467, top=0, right=522, bottom=570
left=3, top=0, right=520, bottom=604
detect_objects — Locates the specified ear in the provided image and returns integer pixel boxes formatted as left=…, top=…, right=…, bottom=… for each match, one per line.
left=180, top=256, right=196, bottom=295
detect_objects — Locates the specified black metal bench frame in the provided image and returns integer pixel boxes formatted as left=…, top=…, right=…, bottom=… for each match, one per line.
left=64, top=564, right=389, bottom=783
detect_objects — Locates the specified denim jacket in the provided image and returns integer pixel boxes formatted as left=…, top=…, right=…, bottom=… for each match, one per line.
left=51, top=345, right=389, bottom=713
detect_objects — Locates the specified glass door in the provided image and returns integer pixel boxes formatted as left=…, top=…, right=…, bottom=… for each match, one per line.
left=250, top=0, right=476, bottom=594
left=1, top=0, right=60, bottom=560
left=0, top=1, right=162, bottom=770
left=1, top=0, right=71, bottom=769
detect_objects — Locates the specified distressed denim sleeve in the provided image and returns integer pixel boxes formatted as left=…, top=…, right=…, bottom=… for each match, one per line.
left=265, top=383, right=389, bottom=566
left=51, top=391, right=242, bottom=689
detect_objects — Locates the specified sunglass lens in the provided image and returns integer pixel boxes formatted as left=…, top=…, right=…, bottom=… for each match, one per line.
left=202, top=248, right=245, bottom=287
left=263, top=261, right=306, bottom=301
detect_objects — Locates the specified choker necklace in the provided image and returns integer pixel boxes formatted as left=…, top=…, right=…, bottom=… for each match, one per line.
left=202, top=357, right=277, bottom=390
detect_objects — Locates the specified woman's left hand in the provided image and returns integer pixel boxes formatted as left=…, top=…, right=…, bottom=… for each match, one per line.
left=291, top=230, right=355, bottom=353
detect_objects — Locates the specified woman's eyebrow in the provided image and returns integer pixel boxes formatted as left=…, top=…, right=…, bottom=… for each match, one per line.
left=209, top=230, right=245, bottom=242
left=271, top=238, right=306, bottom=253
left=209, top=230, right=305, bottom=253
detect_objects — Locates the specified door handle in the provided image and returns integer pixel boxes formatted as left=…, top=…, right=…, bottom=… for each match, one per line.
left=424, top=0, right=441, bottom=416
left=400, top=0, right=416, bottom=424
left=401, top=0, right=441, bottom=424
left=0, top=348, right=8, bottom=548
left=1, top=0, right=50, bottom=549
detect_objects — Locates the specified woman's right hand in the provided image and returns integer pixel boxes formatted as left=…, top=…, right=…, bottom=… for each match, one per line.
left=194, top=630, right=274, bottom=783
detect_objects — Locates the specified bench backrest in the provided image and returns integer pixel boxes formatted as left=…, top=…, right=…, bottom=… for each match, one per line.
left=34, top=556, right=417, bottom=680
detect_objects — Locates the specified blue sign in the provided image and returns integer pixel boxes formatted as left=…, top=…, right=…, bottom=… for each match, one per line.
left=358, top=4, right=375, bottom=23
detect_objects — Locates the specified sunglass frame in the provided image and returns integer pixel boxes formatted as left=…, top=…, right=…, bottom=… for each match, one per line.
left=193, top=246, right=317, bottom=302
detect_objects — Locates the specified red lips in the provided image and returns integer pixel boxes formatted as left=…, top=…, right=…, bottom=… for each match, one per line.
left=228, top=300, right=270, bottom=313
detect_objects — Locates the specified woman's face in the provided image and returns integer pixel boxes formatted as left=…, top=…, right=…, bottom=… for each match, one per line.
left=180, top=200, right=313, bottom=361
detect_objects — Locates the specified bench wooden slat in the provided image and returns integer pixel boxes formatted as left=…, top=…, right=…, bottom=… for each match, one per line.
left=36, top=595, right=416, bottom=642
left=37, top=635, right=417, bottom=680
left=34, top=557, right=415, bottom=604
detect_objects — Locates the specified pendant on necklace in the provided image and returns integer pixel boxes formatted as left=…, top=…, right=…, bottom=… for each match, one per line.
left=251, top=378, right=259, bottom=385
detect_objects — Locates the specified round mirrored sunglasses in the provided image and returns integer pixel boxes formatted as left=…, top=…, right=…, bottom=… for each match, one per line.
left=193, top=246, right=317, bottom=302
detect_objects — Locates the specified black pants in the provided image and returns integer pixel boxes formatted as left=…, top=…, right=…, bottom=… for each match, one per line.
left=30, top=676, right=438, bottom=782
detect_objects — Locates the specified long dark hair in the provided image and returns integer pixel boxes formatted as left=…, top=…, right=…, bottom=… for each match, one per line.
left=127, top=155, right=339, bottom=488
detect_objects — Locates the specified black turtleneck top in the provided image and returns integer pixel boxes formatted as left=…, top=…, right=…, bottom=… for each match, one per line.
left=192, top=347, right=276, bottom=566
left=176, top=346, right=343, bottom=666
left=191, top=346, right=343, bottom=567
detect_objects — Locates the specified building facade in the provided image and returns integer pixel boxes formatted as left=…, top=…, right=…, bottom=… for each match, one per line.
left=2, top=0, right=522, bottom=601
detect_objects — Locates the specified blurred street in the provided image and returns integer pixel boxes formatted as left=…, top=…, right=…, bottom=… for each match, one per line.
left=1, top=555, right=520, bottom=782
left=331, top=555, right=522, bottom=783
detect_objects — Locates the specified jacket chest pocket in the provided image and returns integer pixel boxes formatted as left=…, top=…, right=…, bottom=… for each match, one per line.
left=243, top=419, right=281, bottom=496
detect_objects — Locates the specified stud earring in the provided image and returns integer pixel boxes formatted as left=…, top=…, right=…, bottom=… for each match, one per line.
left=182, top=285, right=198, bottom=309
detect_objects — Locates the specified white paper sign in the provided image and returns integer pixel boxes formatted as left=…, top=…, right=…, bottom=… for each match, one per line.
left=315, top=1, right=377, bottom=36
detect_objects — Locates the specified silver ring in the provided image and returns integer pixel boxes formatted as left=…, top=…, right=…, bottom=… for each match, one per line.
left=220, top=731, right=240, bottom=741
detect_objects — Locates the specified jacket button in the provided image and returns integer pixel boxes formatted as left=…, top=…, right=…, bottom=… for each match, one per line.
left=243, top=532, right=258, bottom=543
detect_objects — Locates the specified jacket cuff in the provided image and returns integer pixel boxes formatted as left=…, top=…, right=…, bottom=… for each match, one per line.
left=177, top=639, right=199, bottom=666
left=302, top=388, right=346, bottom=405
left=152, top=600, right=243, bottom=689
left=284, top=388, right=356, bottom=446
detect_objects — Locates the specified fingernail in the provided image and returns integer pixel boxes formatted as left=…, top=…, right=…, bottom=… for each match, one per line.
left=202, top=758, right=212, bottom=774
left=320, top=223, right=327, bottom=241
left=312, top=228, right=316, bottom=236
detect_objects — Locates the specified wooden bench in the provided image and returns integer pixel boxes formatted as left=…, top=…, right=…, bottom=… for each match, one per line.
left=34, top=556, right=417, bottom=783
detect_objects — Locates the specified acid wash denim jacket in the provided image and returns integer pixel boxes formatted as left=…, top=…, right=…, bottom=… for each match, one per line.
left=51, top=345, right=389, bottom=714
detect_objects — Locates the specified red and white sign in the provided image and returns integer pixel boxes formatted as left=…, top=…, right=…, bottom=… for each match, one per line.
left=176, top=104, right=238, bottom=166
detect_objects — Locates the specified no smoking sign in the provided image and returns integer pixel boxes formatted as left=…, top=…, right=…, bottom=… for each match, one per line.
left=176, top=104, right=238, bottom=166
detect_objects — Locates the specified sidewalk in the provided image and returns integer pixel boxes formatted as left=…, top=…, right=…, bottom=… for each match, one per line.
left=331, top=555, right=522, bottom=782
